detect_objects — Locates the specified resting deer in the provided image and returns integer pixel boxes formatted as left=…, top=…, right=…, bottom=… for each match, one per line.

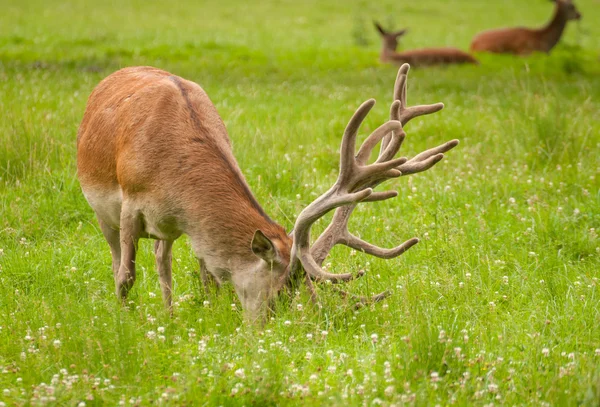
left=374, top=22, right=478, bottom=67
left=77, top=64, right=458, bottom=321
left=470, top=0, right=581, bottom=55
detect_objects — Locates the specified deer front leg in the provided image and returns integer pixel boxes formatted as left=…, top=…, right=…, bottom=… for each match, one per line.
left=116, top=206, right=142, bottom=301
left=154, top=240, right=174, bottom=310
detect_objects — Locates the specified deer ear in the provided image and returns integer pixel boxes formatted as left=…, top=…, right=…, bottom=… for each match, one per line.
left=394, top=29, right=408, bottom=38
left=251, top=230, right=278, bottom=263
left=373, top=21, right=386, bottom=36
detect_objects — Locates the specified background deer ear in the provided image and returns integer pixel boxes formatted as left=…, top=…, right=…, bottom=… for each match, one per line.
left=251, top=230, right=278, bottom=263
left=394, top=29, right=408, bottom=38
left=373, top=21, right=386, bottom=36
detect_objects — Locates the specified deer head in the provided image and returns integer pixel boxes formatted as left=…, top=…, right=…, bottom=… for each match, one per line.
left=374, top=21, right=408, bottom=52
left=555, top=0, right=582, bottom=21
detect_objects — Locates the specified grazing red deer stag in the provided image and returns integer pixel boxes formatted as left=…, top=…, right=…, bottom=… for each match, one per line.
left=77, top=64, right=458, bottom=320
left=470, top=0, right=581, bottom=55
left=374, top=22, right=478, bottom=67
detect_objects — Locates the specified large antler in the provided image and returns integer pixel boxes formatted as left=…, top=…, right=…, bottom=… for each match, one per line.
left=290, top=63, right=458, bottom=306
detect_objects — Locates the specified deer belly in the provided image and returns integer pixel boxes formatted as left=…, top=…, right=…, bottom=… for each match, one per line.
left=130, top=198, right=184, bottom=241
left=139, top=212, right=183, bottom=241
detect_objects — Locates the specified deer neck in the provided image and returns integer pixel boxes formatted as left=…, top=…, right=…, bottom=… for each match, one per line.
left=380, top=40, right=399, bottom=61
left=538, top=4, right=569, bottom=52
left=182, top=151, right=286, bottom=268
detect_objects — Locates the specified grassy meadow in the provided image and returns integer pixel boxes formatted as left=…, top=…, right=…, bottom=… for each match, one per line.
left=1, top=0, right=600, bottom=405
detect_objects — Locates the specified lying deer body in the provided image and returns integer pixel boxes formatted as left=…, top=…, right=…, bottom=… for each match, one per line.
left=470, top=0, right=581, bottom=55
left=77, top=64, right=458, bottom=320
left=374, top=23, right=478, bottom=67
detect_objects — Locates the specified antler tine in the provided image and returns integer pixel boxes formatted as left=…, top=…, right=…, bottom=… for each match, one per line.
left=311, top=205, right=419, bottom=267
left=380, top=64, right=444, bottom=158
left=395, top=63, right=445, bottom=126
left=340, top=99, right=375, bottom=178
left=343, top=235, right=420, bottom=259
left=355, top=113, right=404, bottom=166
left=338, top=100, right=404, bottom=191
left=398, top=139, right=459, bottom=175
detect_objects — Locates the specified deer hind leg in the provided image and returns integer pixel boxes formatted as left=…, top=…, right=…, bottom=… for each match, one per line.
left=97, top=217, right=121, bottom=280
left=198, top=258, right=220, bottom=294
left=154, top=240, right=174, bottom=310
left=116, top=204, right=142, bottom=301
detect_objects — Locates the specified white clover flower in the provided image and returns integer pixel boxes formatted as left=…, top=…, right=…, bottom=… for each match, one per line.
left=284, top=320, right=291, bottom=326
left=157, top=326, right=165, bottom=333
left=595, top=349, right=600, bottom=356
left=234, top=368, right=245, bottom=379
left=53, top=340, right=61, bottom=348
left=371, top=333, right=379, bottom=343
left=542, top=348, right=550, bottom=357
left=430, top=371, right=440, bottom=382
left=146, top=331, right=156, bottom=340
left=488, top=383, right=499, bottom=394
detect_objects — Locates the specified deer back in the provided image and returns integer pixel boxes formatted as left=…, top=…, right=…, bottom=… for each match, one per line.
left=383, top=48, right=478, bottom=66
left=470, top=0, right=581, bottom=55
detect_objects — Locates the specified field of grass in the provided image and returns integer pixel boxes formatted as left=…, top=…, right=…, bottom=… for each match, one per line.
left=1, top=0, right=599, bottom=405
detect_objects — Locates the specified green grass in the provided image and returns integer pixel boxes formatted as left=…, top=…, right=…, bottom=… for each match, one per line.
left=1, top=0, right=600, bottom=405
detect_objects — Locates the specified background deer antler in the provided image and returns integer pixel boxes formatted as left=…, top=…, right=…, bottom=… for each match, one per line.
left=290, top=64, right=459, bottom=307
